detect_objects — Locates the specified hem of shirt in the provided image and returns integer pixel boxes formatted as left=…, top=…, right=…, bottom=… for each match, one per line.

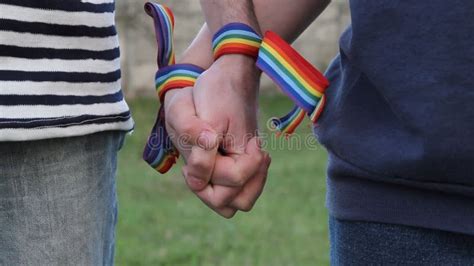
left=0, top=118, right=134, bottom=142
left=326, top=153, right=474, bottom=236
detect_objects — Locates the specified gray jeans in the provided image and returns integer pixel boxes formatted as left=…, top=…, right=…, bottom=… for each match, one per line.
left=0, top=131, right=125, bottom=266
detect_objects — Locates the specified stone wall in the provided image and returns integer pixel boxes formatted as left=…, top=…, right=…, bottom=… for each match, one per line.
left=115, top=0, right=350, bottom=97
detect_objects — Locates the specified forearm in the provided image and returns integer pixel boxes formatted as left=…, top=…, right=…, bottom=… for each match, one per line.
left=177, top=24, right=214, bottom=68
left=179, top=0, right=330, bottom=66
left=254, top=0, right=330, bottom=43
left=200, top=0, right=261, bottom=35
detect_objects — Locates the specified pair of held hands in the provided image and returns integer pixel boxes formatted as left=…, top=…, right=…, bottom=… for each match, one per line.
left=164, top=54, right=271, bottom=218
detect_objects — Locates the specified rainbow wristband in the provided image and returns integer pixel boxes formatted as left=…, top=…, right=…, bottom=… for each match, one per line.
left=256, top=31, right=329, bottom=135
left=156, top=64, right=204, bottom=103
left=212, top=23, right=262, bottom=60
left=143, top=2, right=205, bottom=174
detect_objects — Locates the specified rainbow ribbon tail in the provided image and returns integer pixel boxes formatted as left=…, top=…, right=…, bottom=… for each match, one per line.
left=256, top=31, right=329, bottom=136
left=270, top=106, right=306, bottom=137
left=142, top=2, right=179, bottom=174
left=144, top=2, right=175, bottom=67
left=143, top=106, right=179, bottom=174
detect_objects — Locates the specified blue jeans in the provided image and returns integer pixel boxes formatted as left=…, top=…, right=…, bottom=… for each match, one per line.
left=0, top=131, right=125, bottom=265
left=330, top=216, right=474, bottom=265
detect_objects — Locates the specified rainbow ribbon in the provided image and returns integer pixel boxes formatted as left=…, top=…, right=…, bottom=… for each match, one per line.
left=256, top=31, right=329, bottom=135
left=211, top=23, right=329, bottom=135
left=143, top=2, right=204, bottom=174
left=212, top=23, right=262, bottom=60
left=142, top=4, right=329, bottom=174
left=145, top=3, right=175, bottom=67
left=156, top=64, right=203, bottom=103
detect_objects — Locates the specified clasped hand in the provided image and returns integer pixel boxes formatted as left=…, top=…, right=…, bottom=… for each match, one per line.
left=164, top=55, right=271, bottom=218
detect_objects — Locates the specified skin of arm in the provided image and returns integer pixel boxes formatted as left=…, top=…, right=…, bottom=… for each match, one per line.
left=166, top=0, right=331, bottom=218
left=179, top=0, right=331, bottom=66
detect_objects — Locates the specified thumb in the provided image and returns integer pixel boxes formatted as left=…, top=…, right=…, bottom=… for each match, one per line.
left=196, top=129, right=219, bottom=151
left=164, top=88, right=220, bottom=189
left=209, top=137, right=263, bottom=187
left=165, top=88, right=219, bottom=154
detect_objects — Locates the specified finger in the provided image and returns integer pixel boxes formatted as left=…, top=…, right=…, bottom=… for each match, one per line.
left=165, top=88, right=219, bottom=153
left=195, top=184, right=243, bottom=218
left=215, top=207, right=238, bottom=219
left=183, top=167, right=239, bottom=218
left=164, top=88, right=220, bottom=185
left=190, top=139, right=267, bottom=212
left=185, top=144, right=218, bottom=191
left=229, top=152, right=271, bottom=212
left=211, top=137, right=264, bottom=187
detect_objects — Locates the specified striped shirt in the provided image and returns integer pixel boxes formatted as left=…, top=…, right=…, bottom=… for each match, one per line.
left=0, top=0, right=134, bottom=141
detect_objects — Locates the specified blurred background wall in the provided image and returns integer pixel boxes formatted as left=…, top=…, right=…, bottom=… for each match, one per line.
left=115, top=0, right=350, bottom=97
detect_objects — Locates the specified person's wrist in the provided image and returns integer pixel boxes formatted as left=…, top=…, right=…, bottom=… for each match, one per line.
left=163, top=89, right=178, bottom=109
left=215, top=54, right=261, bottom=96
left=216, top=54, right=261, bottom=79
left=177, top=52, right=211, bottom=70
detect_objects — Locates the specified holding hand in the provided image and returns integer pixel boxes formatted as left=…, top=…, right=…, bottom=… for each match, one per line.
left=155, top=0, right=325, bottom=217
left=164, top=74, right=270, bottom=217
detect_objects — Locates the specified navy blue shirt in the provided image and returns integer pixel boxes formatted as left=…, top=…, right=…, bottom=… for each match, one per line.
left=316, top=0, right=474, bottom=234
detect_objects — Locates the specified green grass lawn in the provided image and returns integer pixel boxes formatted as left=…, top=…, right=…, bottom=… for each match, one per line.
left=115, top=95, right=329, bottom=266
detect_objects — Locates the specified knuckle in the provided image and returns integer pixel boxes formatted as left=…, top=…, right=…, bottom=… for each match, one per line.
left=241, top=206, right=253, bottom=212
left=239, top=201, right=255, bottom=212
left=208, top=190, right=238, bottom=209
left=188, top=155, right=209, bottom=170
left=212, top=198, right=228, bottom=209
left=229, top=172, right=246, bottom=187
left=179, top=123, right=195, bottom=138
left=185, top=177, right=206, bottom=192
left=220, top=210, right=237, bottom=219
